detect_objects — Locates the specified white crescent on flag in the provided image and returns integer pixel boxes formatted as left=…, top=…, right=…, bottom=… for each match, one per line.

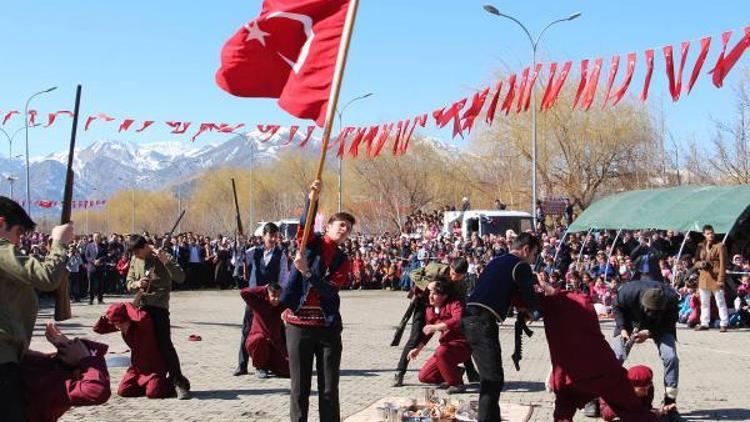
left=244, top=11, right=315, bottom=74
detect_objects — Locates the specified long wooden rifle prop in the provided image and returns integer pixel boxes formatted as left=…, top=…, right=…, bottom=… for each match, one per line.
left=54, top=85, right=82, bottom=321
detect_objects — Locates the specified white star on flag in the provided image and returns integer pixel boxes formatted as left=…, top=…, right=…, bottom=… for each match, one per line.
left=244, top=21, right=270, bottom=46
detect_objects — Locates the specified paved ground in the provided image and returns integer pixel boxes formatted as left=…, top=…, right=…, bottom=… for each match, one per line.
left=31, top=290, right=750, bottom=421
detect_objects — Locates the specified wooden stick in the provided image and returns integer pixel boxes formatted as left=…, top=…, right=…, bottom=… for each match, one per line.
left=55, top=85, right=82, bottom=321
left=231, top=178, right=244, bottom=236
left=299, top=0, right=360, bottom=249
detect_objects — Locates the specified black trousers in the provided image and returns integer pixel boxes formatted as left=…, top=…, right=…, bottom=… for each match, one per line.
left=396, top=300, right=427, bottom=373
left=462, top=306, right=504, bottom=422
left=144, top=306, right=184, bottom=381
left=0, top=362, right=25, bottom=422
left=69, top=271, right=80, bottom=301
left=237, top=305, right=253, bottom=370
left=286, top=323, right=342, bottom=422
left=88, top=268, right=104, bottom=303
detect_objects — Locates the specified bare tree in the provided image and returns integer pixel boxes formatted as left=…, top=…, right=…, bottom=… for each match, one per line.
left=707, top=76, right=750, bottom=184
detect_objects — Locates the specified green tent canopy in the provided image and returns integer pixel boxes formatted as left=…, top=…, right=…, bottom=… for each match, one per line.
left=568, top=185, right=750, bottom=234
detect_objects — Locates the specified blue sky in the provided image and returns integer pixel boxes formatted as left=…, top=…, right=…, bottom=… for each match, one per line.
left=0, top=0, right=748, bottom=158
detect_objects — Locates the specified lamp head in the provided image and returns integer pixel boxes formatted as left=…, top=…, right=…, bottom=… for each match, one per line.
left=483, top=4, right=500, bottom=16
left=568, top=12, right=582, bottom=21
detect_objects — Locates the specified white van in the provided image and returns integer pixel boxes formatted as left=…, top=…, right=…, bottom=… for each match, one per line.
left=253, top=219, right=300, bottom=239
left=442, top=210, right=533, bottom=239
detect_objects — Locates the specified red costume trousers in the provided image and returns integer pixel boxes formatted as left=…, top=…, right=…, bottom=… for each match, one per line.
left=118, top=368, right=174, bottom=399
left=418, top=342, right=470, bottom=386
left=247, top=334, right=290, bottom=377
left=553, top=370, right=657, bottom=422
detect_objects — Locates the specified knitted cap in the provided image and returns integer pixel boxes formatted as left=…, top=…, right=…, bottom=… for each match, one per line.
left=627, top=365, right=653, bottom=387
left=640, top=288, right=666, bottom=311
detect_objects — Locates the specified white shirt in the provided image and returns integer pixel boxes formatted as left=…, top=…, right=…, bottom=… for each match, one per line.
left=245, top=245, right=289, bottom=289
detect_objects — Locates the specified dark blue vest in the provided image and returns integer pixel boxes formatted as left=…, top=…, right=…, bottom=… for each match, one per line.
left=281, top=234, right=347, bottom=328
left=252, top=246, right=283, bottom=286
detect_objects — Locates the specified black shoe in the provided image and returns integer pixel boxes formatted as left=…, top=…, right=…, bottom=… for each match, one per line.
left=446, top=384, right=466, bottom=395
left=88, top=300, right=94, bottom=305
left=583, top=399, right=600, bottom=417
left=392, top=372, right=405, bottom=388
left=175, top=376, right=191, bottom=400
left=233, top=367, right=248, bottom=376
left=437, top=383, right=449, bottom=390
left=98, top=300, right=105, bottom=305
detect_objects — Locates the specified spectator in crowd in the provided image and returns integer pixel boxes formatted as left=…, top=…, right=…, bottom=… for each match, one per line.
left=85, top=232, right=108, bottom=305
left=694, top=225, right=730, bottom=332
left=66, top=245, right=83, bottom=302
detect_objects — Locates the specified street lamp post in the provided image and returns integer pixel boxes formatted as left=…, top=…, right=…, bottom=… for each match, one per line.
left=483, top=5, right=580, bottom=229
left=1, top=125, right=38, bottom=197
left=5, top=175, right=18, bottom=198
left=24, top=86, right=57, bottom=216
left=335, top=92, right=373, bottom=212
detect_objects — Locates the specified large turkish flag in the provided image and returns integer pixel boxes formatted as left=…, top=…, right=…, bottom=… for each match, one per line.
left=216, top=0, right=350, bottom=126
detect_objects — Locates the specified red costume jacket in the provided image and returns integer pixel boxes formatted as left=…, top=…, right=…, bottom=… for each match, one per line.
left=242, top=287, right=286, bottom=354
left=417, top=299, right=467, bottom=347
left=22, top=340, right=111, bottom=422
left=94, top=302, right=173, bottom=398
left=540, top=291, right=624, bottom=391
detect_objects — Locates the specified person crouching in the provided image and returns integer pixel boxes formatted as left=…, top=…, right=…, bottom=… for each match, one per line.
left=241, top=283, right=289, bottom=378
left=407, top=278, right=470, bottom=394
left=93, top=302, right=174, bottom=399
left=601, top=365, right=657, bottom=421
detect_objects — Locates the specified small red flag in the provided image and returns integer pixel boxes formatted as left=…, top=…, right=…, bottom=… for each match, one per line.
left=602, top=55, right=621, bottom=107
left=542, top=61, right=572, bottom=110
left=687, top=36, right=712, bottom=94
left=2, top=110, right=19, bottom=125
left=610, top=53, right=636, bottom=107
left=640, top=49, right=655, bottom=102
left=216, top=0, right=351, bottom=126
left=710, top=27, right=750, bottom=88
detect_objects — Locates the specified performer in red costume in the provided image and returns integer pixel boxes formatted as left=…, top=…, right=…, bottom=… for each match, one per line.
left=407, top=279, right=470, bottom=394
left=601, top=365, right=659, bottom=421
left=241, top=283, right=289, bottom=378
left=94, top=302, right=174, bottom=399
left=535, top=277, right=658, bottom=422
left=22, top=323, right=111, bottom=422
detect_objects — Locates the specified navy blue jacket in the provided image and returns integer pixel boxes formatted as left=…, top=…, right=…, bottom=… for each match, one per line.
left=467, top=253, right=539, bottom=321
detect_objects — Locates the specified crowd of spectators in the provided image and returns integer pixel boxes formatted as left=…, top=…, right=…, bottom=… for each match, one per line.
left=18, top=200, right=750, bottom=329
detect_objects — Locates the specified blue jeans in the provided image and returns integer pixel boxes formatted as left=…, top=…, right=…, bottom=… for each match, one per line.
left=613, top=332, right=679, bottom=394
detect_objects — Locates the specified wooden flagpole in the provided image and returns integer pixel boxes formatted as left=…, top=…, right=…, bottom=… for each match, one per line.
left=299, top=0, right=360, bottom=249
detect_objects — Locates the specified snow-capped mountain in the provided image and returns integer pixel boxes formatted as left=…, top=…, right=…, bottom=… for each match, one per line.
left=0, top=128, right=463, bottom=211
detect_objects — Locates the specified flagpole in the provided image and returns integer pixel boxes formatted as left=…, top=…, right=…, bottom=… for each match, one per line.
left=299, top=0, right=360, bottom=249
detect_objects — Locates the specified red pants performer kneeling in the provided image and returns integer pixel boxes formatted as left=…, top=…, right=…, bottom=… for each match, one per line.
left=241, top=284, right=289, bottom=378
left=22, top=323, right=111, bottom=422
left=94, top=302, right=174, bottom=399
left=407, top=279, right=470, bottom=394
left=536, top=279, right=658, bottom=422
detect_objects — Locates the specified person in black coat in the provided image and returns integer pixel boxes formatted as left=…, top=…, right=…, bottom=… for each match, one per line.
left=610, top=278, right=681, bottom=421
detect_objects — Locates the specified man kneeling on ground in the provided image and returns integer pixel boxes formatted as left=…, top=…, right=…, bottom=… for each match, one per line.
left=407, top=278, right=470, bottom=394
left=241, top=283, right=289, bottom=378
left=94, top=301, right=174, bottom=398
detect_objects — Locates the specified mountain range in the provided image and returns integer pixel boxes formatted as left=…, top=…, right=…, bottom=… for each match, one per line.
left=0, top=128, right=462, bottom=212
